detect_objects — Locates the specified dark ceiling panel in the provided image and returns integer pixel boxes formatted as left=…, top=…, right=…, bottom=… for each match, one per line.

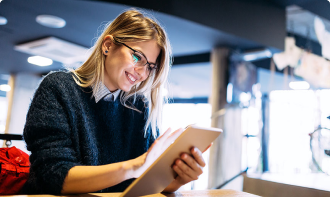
left=96, top=0, right=286, bottom=50
left=0, top=0, right=266, bottom=75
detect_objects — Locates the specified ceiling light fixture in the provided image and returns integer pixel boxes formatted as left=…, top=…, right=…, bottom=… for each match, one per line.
left=0, top=84, right=11, bottom=92
left=15, top=37, right=89, bottom=65
left=289, top=81, right=310, bottom=90
left=28, top=56, right=53, bottom=66
left=231, top=48, right=272, bottom=62
left=0, top=16, right=7, bottom=25
left=243, top=49, right=272, bottom=61
left=36, top=15, right=66, bottom=28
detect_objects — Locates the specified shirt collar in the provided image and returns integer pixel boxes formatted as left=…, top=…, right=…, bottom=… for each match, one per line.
left=94, top=83, right=121, bottom=103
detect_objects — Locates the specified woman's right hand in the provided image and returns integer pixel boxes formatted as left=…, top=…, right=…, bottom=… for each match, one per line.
left=130, top=127, right=184, bottom=178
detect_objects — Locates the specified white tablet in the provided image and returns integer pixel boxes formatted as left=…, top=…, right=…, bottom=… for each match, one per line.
left=120, top=125, right=222, bottom=197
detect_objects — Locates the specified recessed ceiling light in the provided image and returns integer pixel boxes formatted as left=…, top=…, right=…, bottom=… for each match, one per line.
left=28, top=56, right=53, bottom=66
left=243, top=49, right=272, bottom=61
left=289, top=81, right=310, bottom=90
left=0, top=16, right=7, bottom=25
left=36, top=15, right=66, bottom=28
left=0, top=84, right=11, bottom=92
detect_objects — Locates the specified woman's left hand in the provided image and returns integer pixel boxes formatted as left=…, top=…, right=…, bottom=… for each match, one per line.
left=163, top=144, right=212, bottom=193
left=172, top=147, right=205, bottom=185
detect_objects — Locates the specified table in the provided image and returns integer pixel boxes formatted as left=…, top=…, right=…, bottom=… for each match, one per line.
left=8, top=189, right=260, bottom=197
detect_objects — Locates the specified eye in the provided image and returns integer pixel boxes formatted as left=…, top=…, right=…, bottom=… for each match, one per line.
left=132, top=53, right=142, bottom=63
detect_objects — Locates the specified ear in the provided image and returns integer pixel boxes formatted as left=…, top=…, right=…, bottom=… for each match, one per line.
left=102, top=35, right=114, bottom=55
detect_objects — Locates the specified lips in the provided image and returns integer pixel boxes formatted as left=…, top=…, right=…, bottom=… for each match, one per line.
left=125, top=71, right=137, bottom=84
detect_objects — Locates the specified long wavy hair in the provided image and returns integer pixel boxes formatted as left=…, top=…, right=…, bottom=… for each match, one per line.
left=71, top=9, right=172, bottom=138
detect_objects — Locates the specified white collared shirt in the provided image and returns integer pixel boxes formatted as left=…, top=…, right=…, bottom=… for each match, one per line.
left=94, top=83, right=121, bottom=103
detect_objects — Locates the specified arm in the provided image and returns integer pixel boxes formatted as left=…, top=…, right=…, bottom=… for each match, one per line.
left=24, top=74, right=84, bottom=194
left=62, top=157, right=141, bottom=194
left=62, top=127, right=184, bottom=194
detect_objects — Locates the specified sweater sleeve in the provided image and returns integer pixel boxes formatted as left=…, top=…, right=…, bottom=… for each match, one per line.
left=23, top=73, right=80, bottom=194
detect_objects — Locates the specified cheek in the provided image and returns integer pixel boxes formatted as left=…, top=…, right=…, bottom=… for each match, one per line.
left=105, top=55, right=127, bottom=73
left=141, top=73, right=148, bottom=81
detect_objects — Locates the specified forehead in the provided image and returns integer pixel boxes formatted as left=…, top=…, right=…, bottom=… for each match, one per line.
left=125, top=40, right=161, bottom=63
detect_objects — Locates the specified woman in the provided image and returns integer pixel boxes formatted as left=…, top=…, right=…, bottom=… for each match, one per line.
left=22, top=9, right=206, bottom=194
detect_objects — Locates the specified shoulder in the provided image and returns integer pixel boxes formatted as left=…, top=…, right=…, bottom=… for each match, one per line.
left=38, top=70, right=78, bottom=91
left=33, top=70, right=82, bottom=101
left=41, top=70, right=74, bottom=85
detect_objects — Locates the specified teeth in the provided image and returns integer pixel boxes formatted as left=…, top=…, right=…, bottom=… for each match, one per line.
left=127, top=73, right=136, bottom=82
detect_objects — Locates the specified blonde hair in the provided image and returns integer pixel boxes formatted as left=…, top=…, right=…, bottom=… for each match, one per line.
left=71, top=9, right=172, bottom=138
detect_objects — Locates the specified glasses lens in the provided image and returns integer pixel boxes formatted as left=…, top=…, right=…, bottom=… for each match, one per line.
left=132, top=51, right=154, bottom=74
left=132, top=52, right=147, bottom=66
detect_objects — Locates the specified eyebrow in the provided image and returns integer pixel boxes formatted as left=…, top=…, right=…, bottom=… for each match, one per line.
left=133, top=48, right=157, bottom=65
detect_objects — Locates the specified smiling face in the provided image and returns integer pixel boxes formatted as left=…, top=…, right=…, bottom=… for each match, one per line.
left=102, top=36, right=161, bottom=92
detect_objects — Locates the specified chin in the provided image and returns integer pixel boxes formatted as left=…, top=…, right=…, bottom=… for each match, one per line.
left=119, top=85, right=132, bottom=92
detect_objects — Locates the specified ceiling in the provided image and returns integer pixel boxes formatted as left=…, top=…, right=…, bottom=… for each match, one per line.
left=0, top=0, right=329, bottom=98
left=0, top=0, right=264, bottom=75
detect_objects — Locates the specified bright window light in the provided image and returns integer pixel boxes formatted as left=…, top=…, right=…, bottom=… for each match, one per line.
left=268, top=90, right=316, bottom=174
left=28, top=56, right=53, bottom=66
left=227, top=83, right=233, bottom=103
left=239, top=92, right=251, bottom=103
left=162, top=103, right=211, bottom=190
left=0, top=84, right=11, bottom=92
left=0, top=124, right=5, bottom=133
left=243, top=49, right=272, bottom=61
left=289, top=81, right=310, bottom=90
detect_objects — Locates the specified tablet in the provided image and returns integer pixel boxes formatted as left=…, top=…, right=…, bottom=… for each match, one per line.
left=120, top=125, right=222, bottom=197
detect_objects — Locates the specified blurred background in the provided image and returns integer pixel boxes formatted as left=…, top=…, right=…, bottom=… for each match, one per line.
left=1, top=0, right=330, bottom=196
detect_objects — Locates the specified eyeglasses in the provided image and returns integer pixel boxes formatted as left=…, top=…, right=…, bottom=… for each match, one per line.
left=113, top=38, right=158, bottom=74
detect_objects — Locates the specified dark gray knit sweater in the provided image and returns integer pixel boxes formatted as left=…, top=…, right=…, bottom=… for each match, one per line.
left=21, top=71, right=157, bottom=194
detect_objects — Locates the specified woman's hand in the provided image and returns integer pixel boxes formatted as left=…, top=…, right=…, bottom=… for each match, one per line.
left=173, top=147, right=205, bottom=185
left=130, top=127, right=185, bottom=178
left=163, top=144, right=212, bottom=193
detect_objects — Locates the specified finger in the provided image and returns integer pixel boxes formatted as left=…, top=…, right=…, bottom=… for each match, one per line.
left=160, top=128, right=172, bottom=140
left=180, top=153, right=203, bottom=175
left=156, top=127, right=172, bottom=145
left=174, top=159, right=198, bottom=181
left=162, top=128, right=184, bottom=148
left=147, top=128, right=172, bottom=154
left=191, top=147, right=206, bottom=167
left=203, top=143, right=213, bottom=153
left=173, top=165, right=190, bottom=185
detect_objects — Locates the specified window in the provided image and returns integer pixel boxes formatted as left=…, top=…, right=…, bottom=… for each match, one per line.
left=162, top=103, right=211, bottom=190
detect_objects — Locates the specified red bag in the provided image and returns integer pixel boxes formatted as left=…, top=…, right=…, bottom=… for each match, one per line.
left=0, top=146, right=30, bottom=195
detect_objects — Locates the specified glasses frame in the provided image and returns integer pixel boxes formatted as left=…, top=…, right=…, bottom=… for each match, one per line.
left=113, top=38, right=158, bottom=73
